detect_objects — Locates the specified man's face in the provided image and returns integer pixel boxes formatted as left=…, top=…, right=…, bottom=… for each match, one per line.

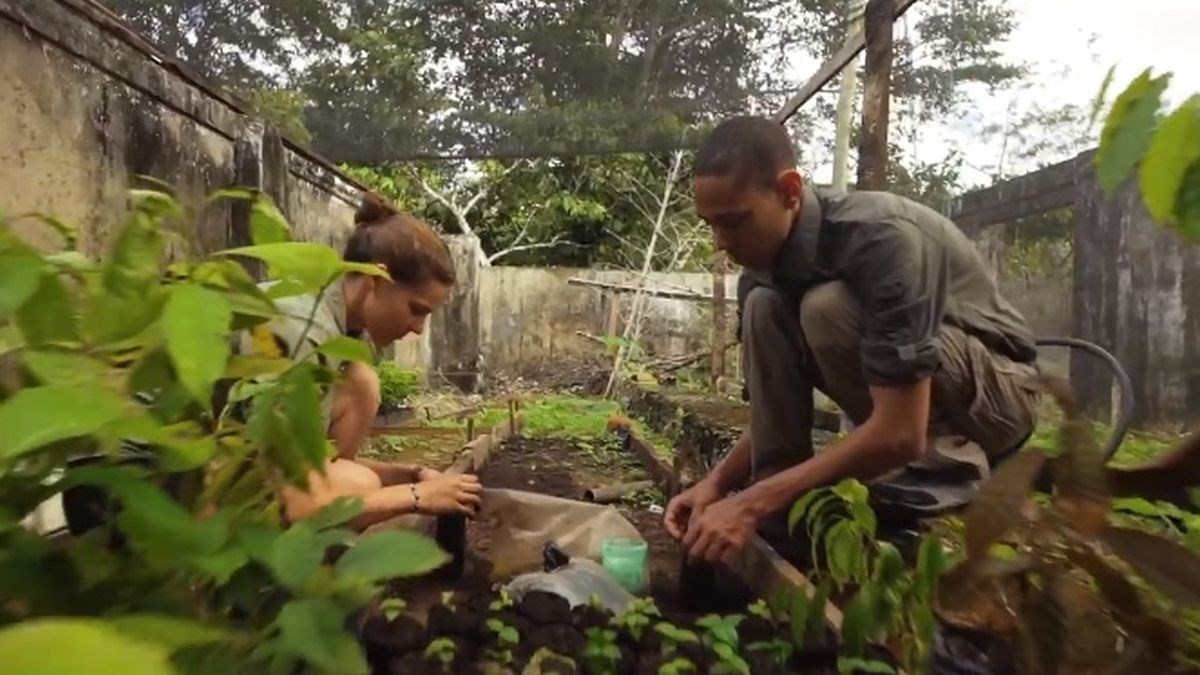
left=694, top=170, right=803, bottom=270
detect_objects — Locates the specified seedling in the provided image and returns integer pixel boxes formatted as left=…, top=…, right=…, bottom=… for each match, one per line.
left=695, top=614, right=741, bottom=648
left=746, top=599, right=774, bottom=622
left=709, top=641, right=751, bottom=675
left=611, top=597, right=661, bottom=641
left=380, top=597, right=407, bottom=622
left=440, top=591, right=457, bottom=610
left=654, top=622, right=700, bottom=657
left=489, top=587, right=514, bottom=612
left=836, top=656, right=896, bottom=674
left=424, top=638, right=458, bottom=671
left=658, top=657, right=697, bottom=674
left=747, top=639, right=794, bottom=668
left=484, top=617, right=519, bottom=666
left=584, top=627, right=622, bottom=673
left=486, top=617, right=520, bottom=649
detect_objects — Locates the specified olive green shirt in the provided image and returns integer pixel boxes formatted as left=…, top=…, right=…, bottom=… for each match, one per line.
left=739, top=186, right=1037, bottom=385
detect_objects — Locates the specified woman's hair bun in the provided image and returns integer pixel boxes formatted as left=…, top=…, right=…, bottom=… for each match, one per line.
left=355, top=192, right=399, bottom=226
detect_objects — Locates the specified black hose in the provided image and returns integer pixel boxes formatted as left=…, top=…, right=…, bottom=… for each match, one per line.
left=1034, top=336, right=1133, bottom=460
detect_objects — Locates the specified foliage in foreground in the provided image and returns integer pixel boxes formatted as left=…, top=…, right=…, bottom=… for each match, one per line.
left=0, top=189, right=447, bottom=673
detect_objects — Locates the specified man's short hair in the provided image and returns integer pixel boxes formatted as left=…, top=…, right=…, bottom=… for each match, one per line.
left=693, top=116, right=797, bottom=188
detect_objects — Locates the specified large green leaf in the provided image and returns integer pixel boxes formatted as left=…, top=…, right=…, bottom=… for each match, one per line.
left=22, top=350, right=112, bottom=390
left=1177, top=162, right=1200, bottom=240
left=16, top=271, right=78, bottom=345
left=163, top=284, right=232, bottom=404
left=1140, top=96, right=1200, bottom=223
left=274, top=597, right=369, bottom=675
left=335, top=530, right=448, bottom=583
left=307, top=497, right=365, bottom=531
left=0, top=386, right=125, bottom=460
left=82, top=287, right=165, bottom=347
left=103, top=207, right=165, bottom=294
left=109, top=615, right=230, bottom=651
left=266, top=522, right=324, bottom=590
left=220, top=243, right=342, bottom=292
left=0, top=250, right=43, bottom=321
left=280, top=365, right=331, bottom=471
left=251, top=197, right=293, bottom=245
left=0, top=618, right=175, bottom=675
left=316, top=336, right=375, bottom=364
left=67, top=466, right=227, bottom=557
left=1096, top=70, right=1171, bottom=193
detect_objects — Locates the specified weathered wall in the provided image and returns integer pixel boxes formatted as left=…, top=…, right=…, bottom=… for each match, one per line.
left=0, top=0, right=364, bottom=257
left=1073, top=176, right=1200, bottom=425
left=479, top=267, right=736, bottom=377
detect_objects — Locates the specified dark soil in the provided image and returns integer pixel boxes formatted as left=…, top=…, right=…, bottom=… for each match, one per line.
left=364, top=424, right=901, bottom=673
left=361, top=583, right=876, bottom=675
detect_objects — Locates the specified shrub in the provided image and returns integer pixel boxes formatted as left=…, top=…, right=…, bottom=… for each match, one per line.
left=377, top=362, right=421, bottom=408
left=0, top=189, right=446, bottom=674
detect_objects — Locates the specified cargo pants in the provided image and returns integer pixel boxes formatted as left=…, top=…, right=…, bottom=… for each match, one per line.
left=742, top=281, right=1040, bottom=526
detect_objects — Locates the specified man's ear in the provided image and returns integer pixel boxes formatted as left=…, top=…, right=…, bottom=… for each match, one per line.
left=776, top=169, right=804, bottom=210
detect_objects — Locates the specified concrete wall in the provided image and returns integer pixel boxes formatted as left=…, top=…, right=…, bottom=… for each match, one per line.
left=1073, top=176, right=1200, bottom=425
left=0, top=0, right=364, bottom=257
left=479, top=267, right=736, bottom=378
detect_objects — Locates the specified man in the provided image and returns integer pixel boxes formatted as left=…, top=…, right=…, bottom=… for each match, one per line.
left=664, top=116, right=1040, bottom=564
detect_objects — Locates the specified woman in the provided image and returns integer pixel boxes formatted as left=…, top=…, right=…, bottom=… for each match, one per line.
left=259, top=194, right=482, bottom=530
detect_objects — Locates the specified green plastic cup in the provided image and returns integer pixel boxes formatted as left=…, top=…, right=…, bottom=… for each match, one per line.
left=601, top=538, right=648, bottom=594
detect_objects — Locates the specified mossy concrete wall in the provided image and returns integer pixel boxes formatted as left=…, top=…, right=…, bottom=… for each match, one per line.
left=0, top=0, right=362, bottom=257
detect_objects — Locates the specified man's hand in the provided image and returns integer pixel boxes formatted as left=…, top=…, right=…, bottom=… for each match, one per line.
left=680, top=493, right=760, bottom=565
left=664, top=478, right=726, bottom=541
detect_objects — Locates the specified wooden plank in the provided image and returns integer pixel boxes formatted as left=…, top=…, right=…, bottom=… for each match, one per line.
left=773, top=0, right=918, bottom=124
left=856, top=0, right=895, bottom=190
left=949, top=151, right=1091, bottom=228
left=736, top=535, right=844, bottom=629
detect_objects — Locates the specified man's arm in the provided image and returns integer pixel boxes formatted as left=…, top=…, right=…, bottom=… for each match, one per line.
left=739, top=380, right=928, bottom=519
left=682, top=381, right=928, bottom=563
left=706, top=430, right=754, bottom=492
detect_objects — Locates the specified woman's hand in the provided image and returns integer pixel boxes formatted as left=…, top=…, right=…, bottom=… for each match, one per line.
left=416, top=466, right=444, bottom=482
left=415, top=474, right=483, bottom=516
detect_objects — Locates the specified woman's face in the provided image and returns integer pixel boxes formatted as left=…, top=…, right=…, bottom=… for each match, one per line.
left=360, top=276, right=452, bottom=345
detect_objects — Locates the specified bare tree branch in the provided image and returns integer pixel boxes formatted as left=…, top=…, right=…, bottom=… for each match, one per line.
left=487, top=236, right=567, bottom=264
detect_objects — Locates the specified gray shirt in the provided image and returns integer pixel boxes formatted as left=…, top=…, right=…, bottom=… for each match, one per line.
left=740, top=186, right=1037, bottom=385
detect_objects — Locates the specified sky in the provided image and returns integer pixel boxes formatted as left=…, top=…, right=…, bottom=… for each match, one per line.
left=800, top=0, right=1200, bottom=188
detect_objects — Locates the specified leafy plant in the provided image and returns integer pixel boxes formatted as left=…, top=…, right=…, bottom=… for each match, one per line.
left=1094, top=68, right=1200, bottom=240
left=658, top=656, right=697, bottom=674
left=376, top=361, right=420, bottom=409
left=654, top=622, right=700, bottom=657
left=0, top=188, right=447, bottom=674
left=583, top=627, right=622, bottom=674
left=935, top=380, right=1200, bottom=673
left=485, top=617, right=519, bottom=665
left=611, top=596, right=662, bottom=641
left=695, top=614, right=748, bottom=675
left=424, top=637, right=458, bottom=671
left=746, top=638, right=794, bottom=669
left=380, top=597, right=408, bottom=622
left=788, top=479, right=877, bottom=588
